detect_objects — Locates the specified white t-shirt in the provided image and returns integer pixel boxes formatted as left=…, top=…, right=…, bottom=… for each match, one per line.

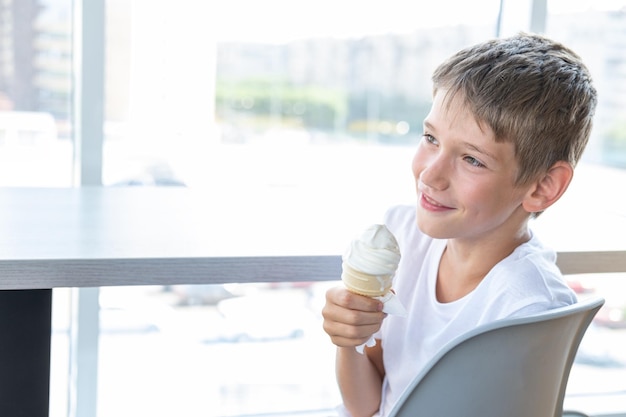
left=370, top=205, right=577, bottom=417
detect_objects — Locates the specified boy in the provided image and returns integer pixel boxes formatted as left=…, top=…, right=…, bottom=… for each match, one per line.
left=322, top=33, right=597, bottom=417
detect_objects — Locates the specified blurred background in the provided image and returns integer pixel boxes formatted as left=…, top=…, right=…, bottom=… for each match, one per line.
left=1, top=0, right=626, bottom=416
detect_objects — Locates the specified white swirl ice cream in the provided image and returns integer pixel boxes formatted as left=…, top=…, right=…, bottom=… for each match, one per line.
left=341, top=224, right=401, bottom=297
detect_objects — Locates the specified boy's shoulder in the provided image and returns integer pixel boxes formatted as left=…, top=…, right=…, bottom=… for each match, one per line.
left=499, top=231, right=556, bottom=271
left=489, top=232, right=574, bottom=298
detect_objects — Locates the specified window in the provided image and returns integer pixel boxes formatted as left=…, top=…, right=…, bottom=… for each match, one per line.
left=541, top=2, right=626, bottom=415
left=545, top=0, right=626, bottom=168
left=95, top=2, right=500, bottom=415
left=0, top=0, right=73, bottom=187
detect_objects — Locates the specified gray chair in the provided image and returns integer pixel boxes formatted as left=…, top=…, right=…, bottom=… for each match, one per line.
left=387, top=296, right=605, bottom=417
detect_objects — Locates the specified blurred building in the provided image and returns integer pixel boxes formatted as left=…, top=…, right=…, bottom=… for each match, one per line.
left=0, top=0, right=40, bottom=111
left=1, top=1, right=625, bottom=163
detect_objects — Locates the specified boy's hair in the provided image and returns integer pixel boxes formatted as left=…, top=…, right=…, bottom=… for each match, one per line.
left=431, top=32, right=597, bottom=186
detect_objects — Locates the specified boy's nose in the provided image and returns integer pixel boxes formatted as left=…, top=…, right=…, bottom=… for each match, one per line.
left=417, top=155, right=450, bottom=191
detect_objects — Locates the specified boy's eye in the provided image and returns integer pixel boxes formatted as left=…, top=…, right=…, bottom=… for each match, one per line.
left=464, top=155, right=486, bottom=168
left=422, top=134, right=438, bottom=145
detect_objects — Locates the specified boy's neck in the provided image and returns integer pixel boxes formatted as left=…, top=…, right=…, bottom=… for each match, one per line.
left=435, top=226, right=531, bottom=303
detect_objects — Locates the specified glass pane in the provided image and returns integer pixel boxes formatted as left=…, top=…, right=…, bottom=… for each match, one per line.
left=51, top=288, right=72, bottom=417
left=0, top=0, right=74, bottom=187
left=97, top=283, right=340, bottom=416
left=540, top=1, right=626, bottom=415
left=1, top=2, right=74, bottom=417
left=97, top=1, right=626, bottom=416
left=100, top=1, right=502, bottom=416
left=102, top=0, right=501, bottom=193
left=546, top=0, right=626, bottom=169
left=563, top=273, right=626, bottom=416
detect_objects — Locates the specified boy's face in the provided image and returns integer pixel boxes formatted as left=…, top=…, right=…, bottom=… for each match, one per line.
left=412, top=90, right=532, bottom=242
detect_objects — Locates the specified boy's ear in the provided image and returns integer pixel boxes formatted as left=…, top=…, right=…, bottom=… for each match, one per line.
left=522, top=161, right=574, bottom=214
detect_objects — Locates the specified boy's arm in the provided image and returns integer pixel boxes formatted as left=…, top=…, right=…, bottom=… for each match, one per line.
left=322, top=286, right=386, bottom=417
left=336, top=342, right=384, bottom=417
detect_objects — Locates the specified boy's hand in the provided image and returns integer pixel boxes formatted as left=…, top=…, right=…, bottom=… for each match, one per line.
left=322, top=286, right=386, bottom=348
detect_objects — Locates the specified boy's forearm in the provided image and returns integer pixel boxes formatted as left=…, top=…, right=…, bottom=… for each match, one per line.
left=336, top=346, right=384, bottom=417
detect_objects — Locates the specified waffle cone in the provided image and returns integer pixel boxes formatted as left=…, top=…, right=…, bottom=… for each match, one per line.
left=341, top=263, right=392, bottom=297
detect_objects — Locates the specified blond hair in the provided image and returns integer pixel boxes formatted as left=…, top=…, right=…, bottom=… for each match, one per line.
left=432, top=33, right=597, bottom=185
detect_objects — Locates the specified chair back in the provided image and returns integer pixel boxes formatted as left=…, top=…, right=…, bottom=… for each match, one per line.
left=387, top=296, right=605, bottom=417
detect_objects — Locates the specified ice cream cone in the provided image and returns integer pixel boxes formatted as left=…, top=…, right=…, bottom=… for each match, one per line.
left=341, top=262, right=393, bottom=297
left=341, top=224, right=400, bottom=298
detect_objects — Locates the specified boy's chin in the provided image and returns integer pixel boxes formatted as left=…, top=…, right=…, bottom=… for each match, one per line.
left=415, top=217, right=452, bottom=240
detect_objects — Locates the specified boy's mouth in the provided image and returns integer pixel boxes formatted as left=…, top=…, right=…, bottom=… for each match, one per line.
left=420, top=192, right=453, bottom=211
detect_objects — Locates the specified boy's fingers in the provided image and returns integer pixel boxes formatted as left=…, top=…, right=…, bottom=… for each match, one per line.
left=327, top=286, right=383, bottom=312
left=323, top=320, right=382, bottom=347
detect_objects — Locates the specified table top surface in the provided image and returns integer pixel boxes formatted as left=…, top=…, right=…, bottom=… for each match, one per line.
left=1, top=177, right=624, bottom=289
left=0, top=186, right=331, bottom=259
left=0, top=186, right=356, bottom=289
